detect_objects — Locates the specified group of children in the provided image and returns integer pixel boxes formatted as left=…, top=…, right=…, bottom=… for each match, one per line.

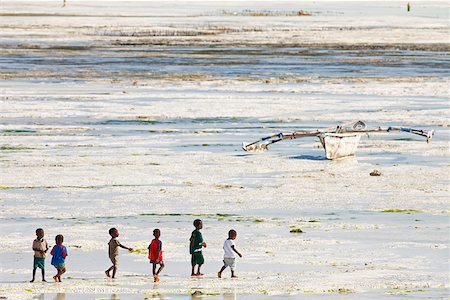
left=31, top=229, right=67, bottom=283
left=31, top=219, right=242, bottom=283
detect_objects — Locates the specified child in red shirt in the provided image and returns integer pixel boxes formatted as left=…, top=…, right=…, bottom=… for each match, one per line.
left=148, top=228, right=164, bottom=282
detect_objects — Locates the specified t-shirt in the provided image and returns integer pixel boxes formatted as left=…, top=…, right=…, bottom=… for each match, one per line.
left=51, top=244, right=68, bottom=266
left=190, top=229, right=203, bottom=254
left=223, top=238, right=236, bottom=258
left=148, top=239, right=163, bottom=261
left=32, top=238, right=49, bottom=258
left=108, top=237, right=121, bottom=258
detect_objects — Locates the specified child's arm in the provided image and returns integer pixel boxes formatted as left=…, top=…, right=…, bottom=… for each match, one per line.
left=155, top=241, right=162, bottom=263
left=62, top=246, right=68, bottom=258
left=119, top=244, right=133, bottom=251
left=189, top=233, right=194, bottom=247
left=231, top=245, right=242, bottom=258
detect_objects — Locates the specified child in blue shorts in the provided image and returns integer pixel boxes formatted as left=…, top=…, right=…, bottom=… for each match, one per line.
left=51, top=234, right=68, bottom=282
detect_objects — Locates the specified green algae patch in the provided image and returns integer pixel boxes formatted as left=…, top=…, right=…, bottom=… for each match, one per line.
left=253, top=218, right=265, bottom=223
left=318, top=288, right=354, bottom=294
left=0, top=144, right=35, bottom=151
left=387, top=288, right=428, bottom=295
left=130, top=248, right=147, bottom=255
left=382, top=209, right=422, bottom=214
left=0, top=186, right=14, bottom=190
left=139, top=212, right=236, bottom=218
left=0, top=185, right=98, bottom=190
left=2, top=129, right=36, bottom=133
left=214, top=184, right=233, bottom=189
left=290, top=228, right=303, bottom=233
left=337, top=288, right=354, bottom=294
left=214, top=184, right=245, bottom=189
left=190, top=290, right=220, bottom=296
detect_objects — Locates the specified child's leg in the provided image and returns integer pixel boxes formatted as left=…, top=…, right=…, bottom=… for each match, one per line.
left=55, top=270, right=62, bottom=282
left=41, top=268, right=46, bottom=281
left=151, top=262, right=163, bottom=282
left=58, top=268, right=66, bottom=282
left=30, top=267, right=37, bottom=282
left=191, top=265, right=196, bottom=276
left=218, top=264, right=227, bottom=278
left=196, top=252, right=204, bottom=275
left=53, top=267, right=59, bottom=282
left=111, top=266, right=117, bottom=278
left=105, top=264, right=114, bottom=277
left=156, top=262, right=165, bottom=275
left=196, top=264, right=203, bottom=275
left=230, top=260, right=237, bottom=278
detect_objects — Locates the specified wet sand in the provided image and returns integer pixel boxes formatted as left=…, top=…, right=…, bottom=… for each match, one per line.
left=0, top=1, right=449, bottom=299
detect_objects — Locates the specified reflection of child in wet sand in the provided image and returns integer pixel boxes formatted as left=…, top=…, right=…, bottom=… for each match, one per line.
left=105, top=228, right=133, bottom=279
left=218, top=230, right=242, bottom=278
left=190, top=219, right=206, bottom=276
left=31, top=228, right=49, bottom=282
left=51, top=234, right=68, bottom=282
left=148, top=228, right=165, bottom=282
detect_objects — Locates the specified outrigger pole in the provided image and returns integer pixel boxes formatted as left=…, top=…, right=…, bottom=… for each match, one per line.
left=242, top=121, right=434, bottom=159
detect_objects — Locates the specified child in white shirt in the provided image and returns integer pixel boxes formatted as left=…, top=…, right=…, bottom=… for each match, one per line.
left=218, top=229, right=242, bottom=278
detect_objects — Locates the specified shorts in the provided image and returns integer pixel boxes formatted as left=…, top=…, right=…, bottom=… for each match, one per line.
left=54, top=263, right=65, bottom=272
left=223, top=257, right=236, bottom=271
left=150, top=260, right=164, bottom=265
left=33, top=257, right=45, bottom=270
left=110, top=256, right=118, bottom=267
left=191, top=251, right=204, bottom=266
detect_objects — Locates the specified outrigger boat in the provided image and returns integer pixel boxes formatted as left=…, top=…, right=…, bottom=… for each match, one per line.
left=242, top=121, right=434, bottom=159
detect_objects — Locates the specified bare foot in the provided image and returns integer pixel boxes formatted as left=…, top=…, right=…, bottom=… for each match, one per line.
left=196, top=273, right=204, bottom=276
left=42, top=279, right=47, bottom=282
left=153, top=275, right=160, bottom=282
left=30, top=279, right=34, bottom=283
left=105, top=271, right=110, bottom=278
left=231, top=275, right=238, bottom=278
left=217, top=272, right=221, bottom=278
left=53, top=276, right=58, bottom=282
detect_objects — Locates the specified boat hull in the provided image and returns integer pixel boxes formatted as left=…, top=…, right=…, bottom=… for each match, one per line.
left=319, top=133, right=361, bottom=159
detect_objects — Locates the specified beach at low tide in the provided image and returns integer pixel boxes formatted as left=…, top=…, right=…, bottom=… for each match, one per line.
left=0, top=1, right=449, bottom=299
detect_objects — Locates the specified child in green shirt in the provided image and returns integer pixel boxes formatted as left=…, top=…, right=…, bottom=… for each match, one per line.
left=189, top=219, right=206, bottom=276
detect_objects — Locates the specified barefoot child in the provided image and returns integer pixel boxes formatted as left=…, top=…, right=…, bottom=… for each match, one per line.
left=30, top=228, right=49, bottom=282
left=189, top=219, right=206, bottom=276
left=50, top=234, right=68, bottom=282
left=218, top=229, right=242, bottom=278
left=105, top=228, right=133, bottom=279
left=148, top=228, right=164, bottom=282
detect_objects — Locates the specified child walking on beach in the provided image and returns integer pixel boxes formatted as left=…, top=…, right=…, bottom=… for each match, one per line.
left=50, top=234, right=68, bottom=282
left=190, top=219, right=206, bottom=276
left=30, top=228, right=49, bottom=282
left=218, top=229, right=242, bottom=278
left=105, top=228, right=133, bottom=279
left=148, top=228, right=164, bottom=282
